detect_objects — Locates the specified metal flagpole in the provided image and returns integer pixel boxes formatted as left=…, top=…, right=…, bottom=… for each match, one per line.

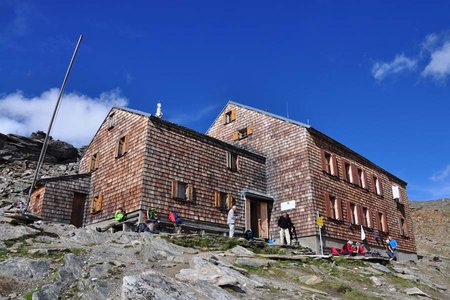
left=25, top=34, right=83, bottom=210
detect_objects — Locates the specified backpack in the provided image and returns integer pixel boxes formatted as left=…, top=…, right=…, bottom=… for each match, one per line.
left=169, top=211, right=182, bottom=225
left=244, top=229, right=253, bottom=241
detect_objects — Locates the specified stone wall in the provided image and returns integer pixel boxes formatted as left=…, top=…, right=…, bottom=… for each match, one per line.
left=141, top=116, right=267, bottom=231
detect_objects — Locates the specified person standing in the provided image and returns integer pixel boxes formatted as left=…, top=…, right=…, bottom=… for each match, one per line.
left=227, top=205, right=237, bottom=238
left=278, top=212, right=292, bottom=245
left=386, top=236, right=398, bottom=261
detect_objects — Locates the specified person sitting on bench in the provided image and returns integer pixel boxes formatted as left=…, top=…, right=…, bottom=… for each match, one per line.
left=96, top=208, right=126, bottom=232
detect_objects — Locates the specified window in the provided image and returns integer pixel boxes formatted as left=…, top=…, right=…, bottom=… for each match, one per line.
left=88, top=153, right=99, bottom=172
left=357, top=168, right=367, bottom=188
left=363, top=207, right=372, bottom=227
left=108, top=113, right=115, bottom=129
left=226, top=151, right=238, bottom=171
left=376, top=211, right=388, bottom=232
left=324, top=192, right=342, bottom=220
left=171, top=180, right=194, bottom=201
left=372, top=175, right=382, bottom=195
left=33, top=193, right=40, bottom=212
left=232, top=126, right=253, bottom=140
left=346, top=202, right=360, bottom=224
left=344, top=162, right=352, bottom=182
left=399, top=217, right=408, bottom=236
left=89, top=193, right=103, bottom=214
left=320, top=150, right=338, bottom=176
left=392, top=185, right=401, bottom=202
left=224, top=109, right=236, bottom=124
left=116, top=136, right=128, bottom=157
left=214, top=191, right=233, bottom=210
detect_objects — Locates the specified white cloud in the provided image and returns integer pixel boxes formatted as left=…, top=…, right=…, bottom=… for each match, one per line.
left=0, top=88, right=128, bottom=146
left=371, top=54, right=417, bottom=81
left=422, top=42, right=450, bottom=81
left=430, top=164, right=450, bottom=181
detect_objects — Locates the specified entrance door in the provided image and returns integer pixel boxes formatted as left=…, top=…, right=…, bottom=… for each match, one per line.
left=246, top=198, right=269, bottom=239
left=70, top=192, right=86, bottom=227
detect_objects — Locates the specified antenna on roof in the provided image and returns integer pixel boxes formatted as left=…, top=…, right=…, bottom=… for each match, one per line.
left=156, top=102, right=163, bottom=118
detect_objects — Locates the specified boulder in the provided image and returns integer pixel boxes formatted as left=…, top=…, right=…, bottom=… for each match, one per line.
left=298, top=275, right=323, bottom=285
left=404, top=287, right=430, bottom=298
left=0, top=223, right=40, bottom=241
left=0, top=257, right=50, bottom=278
left=235, top=258, right=273, bottom=268
left=370, top=276, right=383, bottom=286
left=370, top=263, right=391, bottom=273
left=227, top=245, right=255, bottom=257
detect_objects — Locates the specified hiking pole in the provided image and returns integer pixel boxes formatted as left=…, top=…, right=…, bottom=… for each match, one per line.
left=25, top=34, right=83, bottom=210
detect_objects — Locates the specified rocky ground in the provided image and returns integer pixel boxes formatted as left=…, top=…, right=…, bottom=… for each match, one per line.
left=0, top=215, right=449, bottom=300
left=0, top=132, right=449, bottom=299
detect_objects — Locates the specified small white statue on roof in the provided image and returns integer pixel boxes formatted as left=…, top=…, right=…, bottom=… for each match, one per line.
left=156, top=102, right=163, bottom=118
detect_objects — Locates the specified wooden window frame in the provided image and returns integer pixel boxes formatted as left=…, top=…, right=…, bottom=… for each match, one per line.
left=171, top=180, right=194, bottom=202
left=357, top=168, right=368, bottom=189
left=399, top=217, right=409, bottom=237
left=362, top=206, right=372, bottom=228
left=226, top=151, right=238, bottom=172
left=88, top=153, right=99, bottom=172
left=320, top=150, right=338, bottom=176
left=108, top=113, right=115, bottom=129
left=214, top=191, right=231, bottom=211
left=325, top=193, right=343, bottom=220
left=233, top=126, right=253, bottom=141
left=116, top=135, right=129, bottom=158
left=376, top=211, right=388, bottom=233
left=89, top=192, right=103, bottom=215
left=224, top=109, right=236, bottom=124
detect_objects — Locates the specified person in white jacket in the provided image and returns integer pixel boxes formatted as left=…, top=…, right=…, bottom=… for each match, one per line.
left=227, top=205, right=237, bottom=238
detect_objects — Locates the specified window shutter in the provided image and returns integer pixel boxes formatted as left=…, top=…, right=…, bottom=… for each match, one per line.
left=382, top=213, right=388, bottom=232
left=324, top=192, right=331, bottom=218
left=320, top=150, right=327, bottom=173
left=378, top=180, right=384, bottom=196
left=214, top=191, right=220, bottom=208
left=230, top=109, right=236, bottom=121
left=94, top=153, right=100, bottom=170
left=341, top=160, right=348, bottom=181
left=346, top=201, right=352, bottom=223
left=232, top=132, right=239, bottom=141
left=363, top=171, right=368, bottom=189
left=186, top=184, right=193, bottom=201
left=357, top=205, right=364, bottom=226
left=331, top=154, right=338, bottom=176
left=367, top=208, right=373, bottom=228
left=398, top=218, right=403, bottom=235
left=226, top=152, right=230, bottom=169
left=403, top=219, right=409, bottom=236
left=87, top=158, right=92, bottom=173
left=227, top=194, right=233, bottom=209
left=374, top=211, right=381, bottom=230
left=89, top=197, right=95, bottom=214
left=115, top=140, right=120, bottom=157
left=171, top=180, right=178, bottom=198
left=95, top=193, right=103, bottom=212
left=247, top=126, right=253, bottom=135
left=351, top=164, right=360, bottom=185
left=124, top=136, right=129, bottom=154
left=336, top=198, right=343, bottom=220
left=370, top=175, right=375, bottom=193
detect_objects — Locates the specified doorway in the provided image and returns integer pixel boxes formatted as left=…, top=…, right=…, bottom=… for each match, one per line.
left=70, top=192, right=86, bottom=227
left=245, top=198, right=270, bottom=239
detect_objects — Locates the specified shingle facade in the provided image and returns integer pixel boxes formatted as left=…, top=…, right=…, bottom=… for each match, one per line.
left=30, top=101, right=416, bottom=259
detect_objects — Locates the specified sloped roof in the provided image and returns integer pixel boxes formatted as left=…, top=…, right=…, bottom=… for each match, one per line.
left=217, top=101, right=406, bottom=185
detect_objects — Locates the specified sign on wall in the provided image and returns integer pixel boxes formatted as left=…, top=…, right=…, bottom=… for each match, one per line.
left=280, top=200, right=296, bottom=211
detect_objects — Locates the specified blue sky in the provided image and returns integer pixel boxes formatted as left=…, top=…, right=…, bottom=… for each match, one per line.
left=0, top=1, right=449, bottom=200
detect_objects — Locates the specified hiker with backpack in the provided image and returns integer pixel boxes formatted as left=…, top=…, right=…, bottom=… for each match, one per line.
left=169, top=210, right=182, bottom=234
left=227, top=205, right=237, bottom=238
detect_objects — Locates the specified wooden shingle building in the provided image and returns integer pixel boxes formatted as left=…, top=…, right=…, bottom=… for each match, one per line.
left=28, top=101, right=417, bottom=260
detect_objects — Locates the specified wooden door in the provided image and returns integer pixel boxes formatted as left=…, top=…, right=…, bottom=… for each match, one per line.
left=70, top=192, right=86, bottom=227
left=259, top=201, right=269, bottom=239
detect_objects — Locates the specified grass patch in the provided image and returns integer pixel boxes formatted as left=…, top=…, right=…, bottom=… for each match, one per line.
left=333, top=256, right=367, bottom=268
left=0, top=249, right=8, bottom=262
left=23, top=288, right=40, bottom=300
